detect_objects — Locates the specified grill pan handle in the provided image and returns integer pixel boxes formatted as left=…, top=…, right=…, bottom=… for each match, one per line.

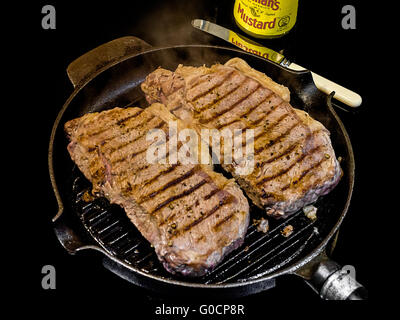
left=296, top=251, right=367, bottom=300
left=66, top=36, right=152, bottom=88
left=53, top=214, right=106, bottom=254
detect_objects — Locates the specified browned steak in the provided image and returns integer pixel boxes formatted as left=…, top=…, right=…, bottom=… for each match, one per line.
left=141, top=59, right=341, bottom=219
left=64, top=103, right=249, bottom=277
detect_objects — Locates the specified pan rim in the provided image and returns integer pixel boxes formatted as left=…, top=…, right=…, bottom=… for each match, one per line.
left=48, top=44, right=355, bottom=289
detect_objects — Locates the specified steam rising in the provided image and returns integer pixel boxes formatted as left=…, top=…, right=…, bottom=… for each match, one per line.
left=134, top=1, right=215, bottom=46
left=123, top=1, right=235, bottom=71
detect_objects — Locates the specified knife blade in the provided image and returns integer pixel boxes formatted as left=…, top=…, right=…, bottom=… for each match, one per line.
left=192, top=19, right=361, bottom=108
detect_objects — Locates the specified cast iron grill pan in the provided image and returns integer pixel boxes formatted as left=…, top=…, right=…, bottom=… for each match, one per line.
left=50, top=42, right=364, bottom=298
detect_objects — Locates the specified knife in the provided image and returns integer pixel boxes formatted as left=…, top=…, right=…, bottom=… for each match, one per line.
left=192, top=19, right=362, bottom=108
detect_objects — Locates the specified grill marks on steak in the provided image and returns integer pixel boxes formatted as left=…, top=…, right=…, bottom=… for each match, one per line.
left=141, top=59, right=341, bottom=218
left=65, top=104, right=249, bottom=277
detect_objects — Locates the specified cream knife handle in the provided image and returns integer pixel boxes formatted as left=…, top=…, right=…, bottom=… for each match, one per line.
left=289, top=62, right=362, bottom=107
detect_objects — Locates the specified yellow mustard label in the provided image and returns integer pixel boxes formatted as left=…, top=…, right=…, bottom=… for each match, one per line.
left=228, top=30, right=285, bottom=62
left=233, top=0, right=298, bottom=37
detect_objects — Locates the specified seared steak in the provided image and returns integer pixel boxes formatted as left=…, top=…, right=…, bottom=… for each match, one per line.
left=141, top=58, right=341, bottom=218
left=64, top=103, right=249, bottom=277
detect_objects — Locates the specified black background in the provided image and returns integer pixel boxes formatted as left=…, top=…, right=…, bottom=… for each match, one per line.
left=13, top=0, right=374, bottom=316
